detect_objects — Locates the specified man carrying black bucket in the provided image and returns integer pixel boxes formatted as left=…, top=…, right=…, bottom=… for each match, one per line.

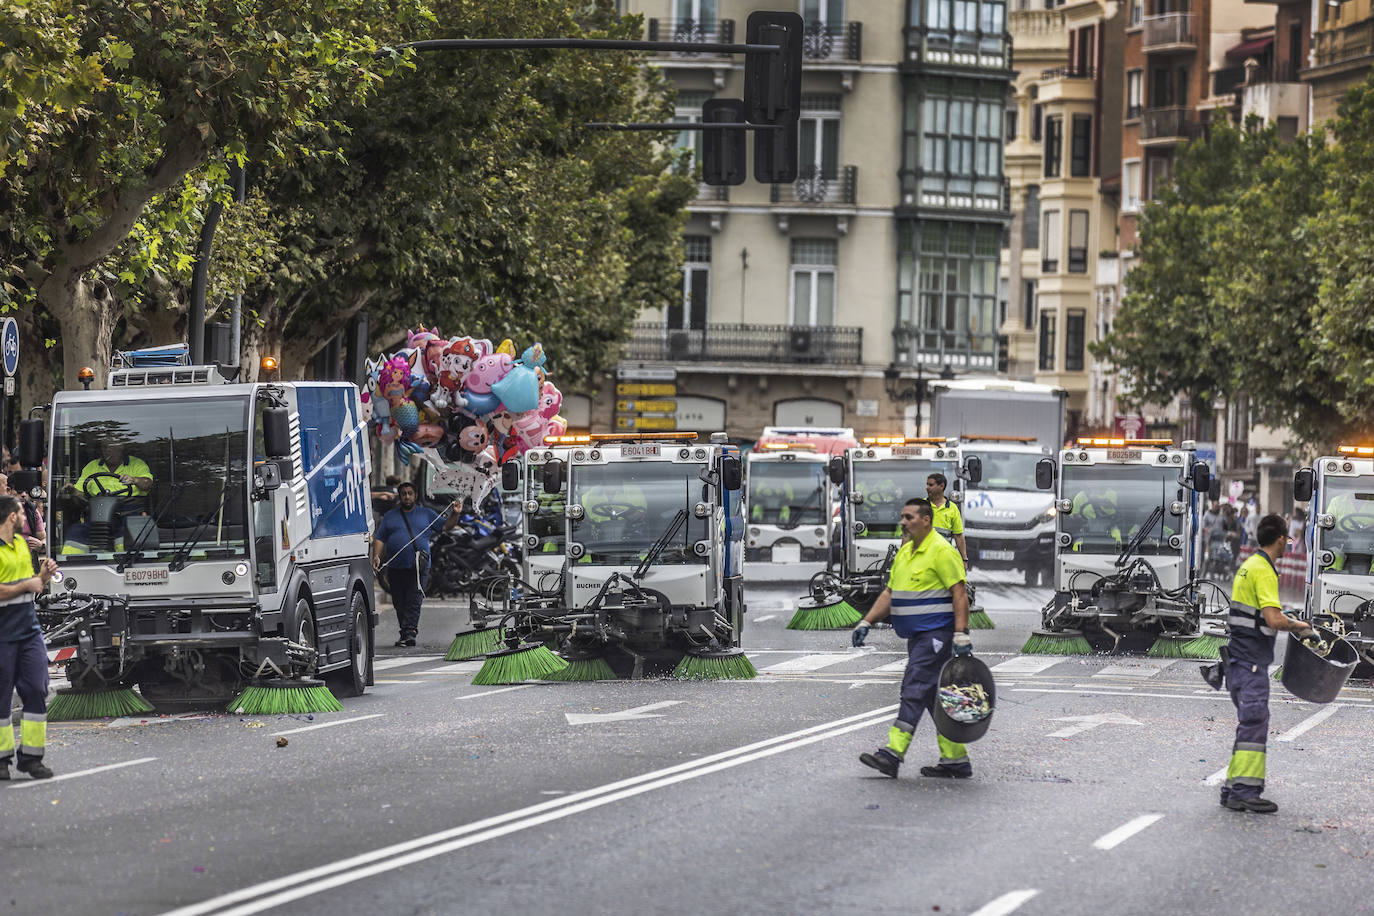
left=1205, top=513, right=1317, bottom=814
left=853, top=497, right=974, bottom=779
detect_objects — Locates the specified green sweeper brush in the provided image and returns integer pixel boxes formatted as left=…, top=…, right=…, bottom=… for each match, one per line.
left=228, top=678, right=343, bottom=716
left=47, top=687, right=154, bottom=722
left=1147, top=634, right=1195, bottom=658
left=472, top=643, right=568, bottom=685
left=968, top=607, right=995, bottom=630
left=444, top=626, right=506, bottom=662
left=1179, top=634, right=1225, bottom=659
left=787, top=594, right=863, bottom=630
left=1020, top=629, right=1093, bottom=655
left=544, top=653, right=618, bottom=682
left=673, top=647, right=757, bottom=680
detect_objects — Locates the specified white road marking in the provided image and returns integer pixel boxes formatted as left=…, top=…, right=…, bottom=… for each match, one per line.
left=968, top=889, right=1041, bottom=916
left=12, top=756, right=157, bottom=787
left=1014, top=687, right=1232, bottom=701
left=373, top=679, right=431, bottom=685
left=103, top=713, right=210, bottom=729
left=1047, top=712, right=1143, bottom=739
left=752, top=615, right=777, bottom=623
left=565, top=700, right=683, bottom=726
left=1277, top=704, right=1342, bottom=742
left=418, top=662, right=484, bottom=675
left=159, top=704, right=900, bottom=916
left=759, top=653, right=856, bottom=674
left=271, top=715, right=384, bottom=737
left=1094, top=659, right=1178, bottom=678
left=991, top=657, right=1061, bottom=676
left=1204, top=766, right=1228, bottom=786
left=373, top=655, right=443, bottom=671
left=1092, top=813, right=1164, bottom=850
left=869, top=659, right=911, bottom=674
left=457, top=685, right=534, bottom=700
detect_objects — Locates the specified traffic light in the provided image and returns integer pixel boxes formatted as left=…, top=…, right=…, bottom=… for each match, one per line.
left=744, top=10, right=803, bottom=184
left=702, top=99, right=747, bottom=186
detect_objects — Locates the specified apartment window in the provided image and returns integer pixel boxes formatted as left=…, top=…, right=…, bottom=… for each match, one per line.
left=800, top=94, right=842, bottom=179
left=1041, top=209, right=1060, bottom=272
left=1043, top=115, right=1062, bottom=178
left=1023, top=279, right=1037, bottom=330
left=897, top=220, right=1000, bottom=360
left=1277, top=116, right=1299, bottom=143
left=791, top=238, right=837, bottom=326
left=912, top=77, right=1005, bottom=201
left=1146, top=155, right=1170, bottom=200
left=1023, top=184, right=1041, bottom=249
left=673, top=91, right=712, bottom=168
left=675, top=0, right=717, bottom=24
left=1031, top=103, right=1043, bottom=142
left=1070, top=115, right=1092, bottom=177
left=803, top=0, right=846, bottom=26
left=1128, top=0, right=1142, bottom=26
left=1125, top=70, right=1143, bottom=120
left=979, top=1, right=1005, bottom=53
left=1065, top=309, right=1086, bottom=371
left=1005, top=107, right=1018, bottom=142
left=1122, top=159, right=1142, bottom=212
left=671, top=236, right=710, bottom=330
left=1038, top=311, right=1057, bottom=371
left=1067, top=209, right=1089, bottom=273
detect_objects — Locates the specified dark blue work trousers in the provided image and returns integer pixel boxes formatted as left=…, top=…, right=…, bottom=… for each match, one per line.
left=389, top=568, right=424, bottom=639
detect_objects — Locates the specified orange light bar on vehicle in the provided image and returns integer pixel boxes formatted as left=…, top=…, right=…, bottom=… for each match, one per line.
left=861, top=436, right=951, bottom=446
left=546, top=435, right=592, bottom=444
left=960, top=434, right=1037, bottom=443
left=1337, top=445, right=1374, bottom=456
left=588, top=431, right=698, bottom=443
left=1076, top=437, right=1174, bottom=448
left=761, top=442, right=816, bottom=451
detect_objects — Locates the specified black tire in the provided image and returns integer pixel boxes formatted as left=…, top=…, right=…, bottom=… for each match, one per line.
left=287, top=597, right=319, bottom=677
left=327, top=590, right=371, bottom=698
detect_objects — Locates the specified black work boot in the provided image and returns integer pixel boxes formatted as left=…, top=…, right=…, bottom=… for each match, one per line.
left=919, top=764, right=973, bottom=779
left=1224, top=795, right=1278, bottom=814
left=17, top=758, right=53, bottom=780
left=0, top=762, right=9, bottom=781
left=859, top=748, right=902, bottom=778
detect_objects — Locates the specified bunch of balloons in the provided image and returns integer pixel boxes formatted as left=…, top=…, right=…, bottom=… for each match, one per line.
left=362, top=328, right=567, bottom=472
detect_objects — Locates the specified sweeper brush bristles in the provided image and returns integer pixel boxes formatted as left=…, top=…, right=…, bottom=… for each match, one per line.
left=444, top=627, right=505, bottom=661
left=1179, top=634, right=1225, bottom=659
left=787, top=599, right=862, bottom=630
left=228, top=684, right=343, bottom=716
left=1020, top=630, right=1093, bottom=655
left=968, top=608, right=995, bottom=630
left=1147, top=635, right=1194, bottom=658
left=472, top=644, right=568, bottom=685
left=673, top=652, right=758, bottom=680
left=47, top=687, right=154, bottom=721
left=544, top=656, right=618, bottom=682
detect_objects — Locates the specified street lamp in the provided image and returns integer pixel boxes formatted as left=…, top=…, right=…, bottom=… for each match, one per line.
left=883, top=362, right=957, bottom=435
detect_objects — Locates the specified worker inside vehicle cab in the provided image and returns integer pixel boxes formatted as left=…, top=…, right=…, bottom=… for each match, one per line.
left=60, top=440, right=154, bottom=554
left=750, top=476, right=795, bottom=526
left=1070, top=487, right=1123, bottom=549
left=1322, top=489, right=1374, bottom=575
left=579, top=479, right=650, bottom=547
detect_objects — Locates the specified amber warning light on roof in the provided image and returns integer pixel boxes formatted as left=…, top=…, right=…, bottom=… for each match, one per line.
left=1337, top=445, right=1374, bottom=456
left=1076, top=437, right=1173, bottom=448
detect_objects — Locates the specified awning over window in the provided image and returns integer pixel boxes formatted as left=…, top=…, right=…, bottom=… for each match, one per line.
left=1226, top=35, right=1273, bottom=60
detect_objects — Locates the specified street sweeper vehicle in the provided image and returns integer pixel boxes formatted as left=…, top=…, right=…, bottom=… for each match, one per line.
left=790, top=437, right=977, bottom=630
left=957, top=436, right=1058, bottom=587
left=1026, top=437, right=1226, bottom=657
left=744, top=427, right=857, bottom=562
left=450, top=432, right=753, bottom=681
left=1293, top=447, right=1374, bottom=675
left=19, top=346, right=377, bottom=717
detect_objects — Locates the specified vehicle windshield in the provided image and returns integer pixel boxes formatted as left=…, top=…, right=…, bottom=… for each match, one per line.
left=1320, top=478, right=1374, bottom=575
left=570, top=461, right=710, bottom=565
left=1061, top=464, right=1181, bottom=555
left=967, top=451, right=1041, bottom=491
left=50, top=396, right=250, bottom=563
left=747, top=459, right=827, bottom=528
left=853, top=459, right=955, bottom=539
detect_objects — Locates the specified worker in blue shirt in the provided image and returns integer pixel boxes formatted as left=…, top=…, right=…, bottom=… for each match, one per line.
left=371, top=482, right=458, bottom=647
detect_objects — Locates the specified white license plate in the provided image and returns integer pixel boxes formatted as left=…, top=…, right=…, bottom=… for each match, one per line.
left=124, top=567, right=169, bottom=586
left=621, top=444, right=660, bottom=457
left=772, top=543, right=802, bottom=563
left=979, top=549, right=1015, bottom=562
left=891, top=446, right=923, bottom=457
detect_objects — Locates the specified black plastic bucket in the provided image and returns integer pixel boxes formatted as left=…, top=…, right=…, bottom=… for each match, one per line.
left=932, top=655, right=996, bottom=743
left=1281, top=626, right=1358, bottom=704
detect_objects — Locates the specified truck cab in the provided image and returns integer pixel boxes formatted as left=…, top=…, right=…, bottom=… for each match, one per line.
left=1295, top=449, right=1374, bottom=671
left=958, top=436, right=1058, bottom=586
left=29, top=352, right=376, bottom=710
left=1040, top=437, right=1213, bottom=648
left=745, top=426, right=856, bottom=563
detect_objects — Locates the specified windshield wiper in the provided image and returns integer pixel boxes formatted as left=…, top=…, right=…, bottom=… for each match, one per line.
left=115, top=482, right=188, bottom=572
left=633, top=509, right=689, bottom=580
left=1116, top=504, right=1165, bottom=569
left=778, top=488, right=825, bottom=530
left=168, top=430, right=233, bottom=572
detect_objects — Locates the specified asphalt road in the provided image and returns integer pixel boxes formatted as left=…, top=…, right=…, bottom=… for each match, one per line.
left=8, top=566, right=1374, bottom=916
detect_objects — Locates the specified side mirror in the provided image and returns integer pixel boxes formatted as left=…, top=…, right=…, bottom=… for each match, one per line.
left=263, top=407, right=292, bottom=459
left=542, top=458, right=564, bottom=495
left=9, top=469, right=42, bottom=498
left=18, top=418, right=45, bottom=468
left=720, top=455, right=743, bottom=491
left=1191, top=462, right=1211, bottom=494
left=1208, top=478, right=1221, bottom=502
left=1035, top=458, right=1056, bottom=491
left=253, top=461, right=282, bottom=494
left=827, top=455, right=846, bottom=485
left=501, top=462, right=521, bottom=492
left=964, top=456, right=982, bottom=485
left=1294, top=467, right=1314, bottom=503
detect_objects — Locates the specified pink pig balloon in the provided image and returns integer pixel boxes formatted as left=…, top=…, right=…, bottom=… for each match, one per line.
left=464, top=352, right=513, bottom=395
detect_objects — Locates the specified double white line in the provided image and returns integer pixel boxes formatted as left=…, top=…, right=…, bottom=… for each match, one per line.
left=163, top=704, right=899, bottom=916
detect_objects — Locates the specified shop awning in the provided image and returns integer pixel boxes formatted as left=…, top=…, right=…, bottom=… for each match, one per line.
left=1226, top=35, right=1273, bottom=60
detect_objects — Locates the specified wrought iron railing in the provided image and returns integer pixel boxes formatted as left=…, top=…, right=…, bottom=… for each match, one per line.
left=770, top=165, right=858, bottom=206
left=696, top=182, right=729, bottom=203
left=627, top=323, right=863, bottom=364
left=1314, top=20, right=1374, bottom=67
left=1142, top=13, right=1196, bottom=50
left=801, top=21, right=862, bottom=62
left=1040, top=65, right=1096, bottom=79
left=646, top=18, right=736, bottom=54
left=1141, top=106, right=1198, bottom=141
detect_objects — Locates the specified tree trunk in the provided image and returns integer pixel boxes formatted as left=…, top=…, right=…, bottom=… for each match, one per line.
left=39, top=274, right=120, bottom=391
left=14, top=309, right=62, bottom=414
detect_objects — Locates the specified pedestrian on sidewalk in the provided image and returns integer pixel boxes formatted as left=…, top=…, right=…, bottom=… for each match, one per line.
left=0, top=473, right=44, bottom=560
left=852, top=497, right=974, bottom=779
left=0, top=494, right=58, bottom=780
left=371, top=482, right=456, bottom=647
left=1210, top=514, right=1317, bottom=814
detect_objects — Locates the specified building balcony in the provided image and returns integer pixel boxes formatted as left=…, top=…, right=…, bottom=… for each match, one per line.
left=1038, top=65, right=1098, bottom=103
left=645, top=18, right=736, bottom=61
left=1312, top=20, right=1374, bottom=69
left=801, top=21, right=862, bottom=65
left=770, top=166, right=858, bottom=207
left=694, top=182, right=729, bottom=204
left=626, top=323, right=863, bottom=365
left=1140, top=106, right=1200, bottom=145
left=903, top=28, right=1011, bottom=73
left=891, top=327, right=1000, bottom=372
left=1142, top=13, right=1197, bottom=53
